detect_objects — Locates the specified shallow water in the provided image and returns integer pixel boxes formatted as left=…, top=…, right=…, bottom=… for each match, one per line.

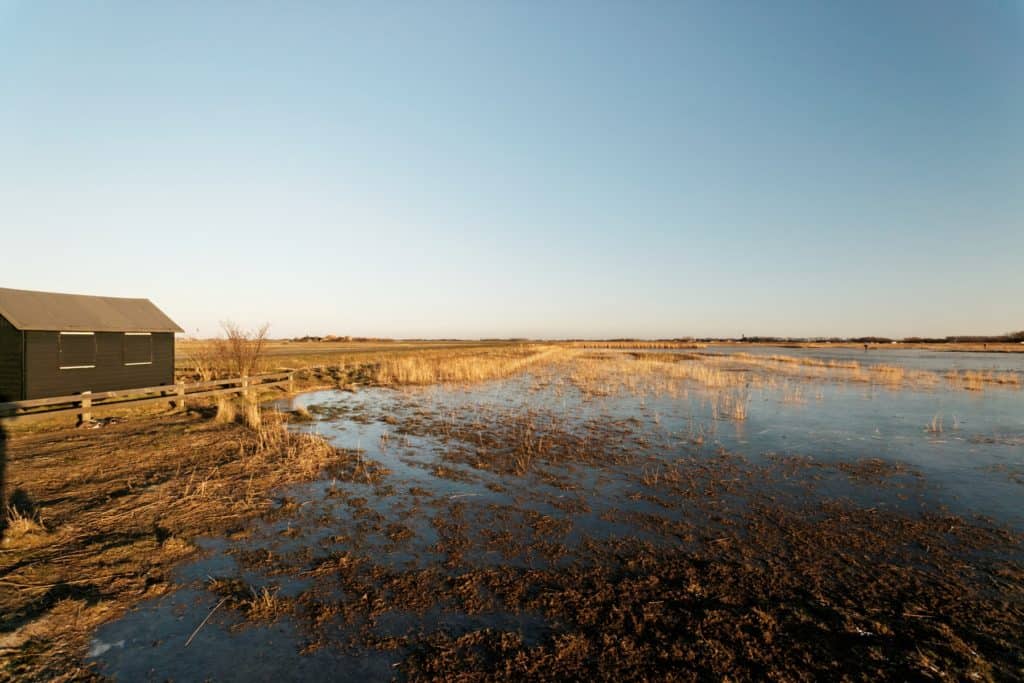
left=702, top=343, right=1024, bottom=373
left=89, top=353, right=1024, bottom=679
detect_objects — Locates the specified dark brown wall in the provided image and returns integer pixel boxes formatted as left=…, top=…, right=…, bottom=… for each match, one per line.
left=23, top=331, right=174, bottom=399
left=0, top=316, right=23, bottom=402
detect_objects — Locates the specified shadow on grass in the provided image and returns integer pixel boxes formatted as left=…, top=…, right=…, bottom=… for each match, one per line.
left=0, top=420, right=6, bottom=541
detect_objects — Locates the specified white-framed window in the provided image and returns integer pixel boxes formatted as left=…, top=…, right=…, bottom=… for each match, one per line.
left=124, top=332, right=153, bottom=365
left=59, top=332, right=97, bottom=370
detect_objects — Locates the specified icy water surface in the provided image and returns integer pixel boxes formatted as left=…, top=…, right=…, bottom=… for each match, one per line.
left=89, top=352, right=1023, bottom=680
left=702, top=343, right=1024, bottom=373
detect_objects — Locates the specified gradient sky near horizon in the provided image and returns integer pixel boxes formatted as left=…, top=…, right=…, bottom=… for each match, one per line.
left=1, top=2, right=1021, bottom=339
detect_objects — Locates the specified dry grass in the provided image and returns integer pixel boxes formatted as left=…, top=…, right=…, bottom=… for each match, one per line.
left=178, top=340, right=553, bottom=394
left=370, top=345, right=567, bottom=385
left=242, top=586, right=286, bottom=622
left=1, top=504, right=46, bottom=547
left=698, top=353, right=1016, bottom=393
left=179, top=337, right=1021, bottom=397
left=766, top=354, right=859, bottom=369
left=946, top=369, right=1021, bottom=391
left=0, top=412, right=351, bottom=680
left=177, top=339, right=526, bottom=375
left=569, top=341, right=707, bottom=350
left=713, top=388, right=749, bottom=421
left=549, top=350, right=1019, bottom=426
left=863, top=364, right=906, bottom=385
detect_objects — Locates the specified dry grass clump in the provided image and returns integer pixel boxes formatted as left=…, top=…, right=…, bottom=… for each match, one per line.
left=242, top=586, right=287, bottom=621
left=242, top=396, right=261, bottom=430
left=253, top=413, right=337, bottom=479
left=946, top=370, right=1022, bottom=391
left=713, top=388, right=749, bottom=421
left=1, top=504, right=47, bottom=548
left=371, top=346, right=567, bottom=385
left=766, top=353, right=860, bottom=369
left=204, top=579, right=290, bottom=624
left=866, top=364, right=906, bottom=384
left=214, top=396, right=238, bottom=424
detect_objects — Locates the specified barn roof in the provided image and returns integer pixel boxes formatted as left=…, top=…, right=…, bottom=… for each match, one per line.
left=0, top=287, right=184, bottom=333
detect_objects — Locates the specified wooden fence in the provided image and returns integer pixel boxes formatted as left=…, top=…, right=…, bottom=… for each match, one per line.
left=0, top=372, right=294, bottom=425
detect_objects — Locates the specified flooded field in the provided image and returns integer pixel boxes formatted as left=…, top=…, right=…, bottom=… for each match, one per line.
left=88, top=349, right=1023, bottom=680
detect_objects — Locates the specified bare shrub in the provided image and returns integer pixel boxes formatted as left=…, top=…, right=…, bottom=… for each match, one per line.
left=185, top=322, right=270, bottom=427
left=217, top=322, right=270, bottom=379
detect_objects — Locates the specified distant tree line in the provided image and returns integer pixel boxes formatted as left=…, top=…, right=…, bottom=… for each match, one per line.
left=726, top=332, right=1024, bottom=344
left=289, top=335, right=398, bottom=343
left=285, top=331, right=1024, bottom=344
left=902, top=331, right=1024, bottom=343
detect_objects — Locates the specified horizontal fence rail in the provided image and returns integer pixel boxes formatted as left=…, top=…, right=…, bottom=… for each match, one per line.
left=0, top=372, right=294, bottom=425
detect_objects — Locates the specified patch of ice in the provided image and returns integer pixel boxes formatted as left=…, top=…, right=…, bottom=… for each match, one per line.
left=86, top=638, right=125, bottom=657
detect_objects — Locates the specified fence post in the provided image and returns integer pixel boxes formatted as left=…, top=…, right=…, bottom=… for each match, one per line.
left=176, top=380, right=186, bottom=412
left=79, top=391, right=92, bottom=426
left=288, top=372, right=294, bottom=394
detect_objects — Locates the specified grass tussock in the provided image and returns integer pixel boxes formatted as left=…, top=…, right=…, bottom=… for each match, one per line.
left=1, top=504, right=47, bottom=547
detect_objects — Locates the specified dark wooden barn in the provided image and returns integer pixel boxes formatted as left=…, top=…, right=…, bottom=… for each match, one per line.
left=0, top=287, right=183, bottom=402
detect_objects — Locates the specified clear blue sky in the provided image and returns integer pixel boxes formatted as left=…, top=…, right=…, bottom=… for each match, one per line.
left=2, top=1, right=1021, bottom=339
